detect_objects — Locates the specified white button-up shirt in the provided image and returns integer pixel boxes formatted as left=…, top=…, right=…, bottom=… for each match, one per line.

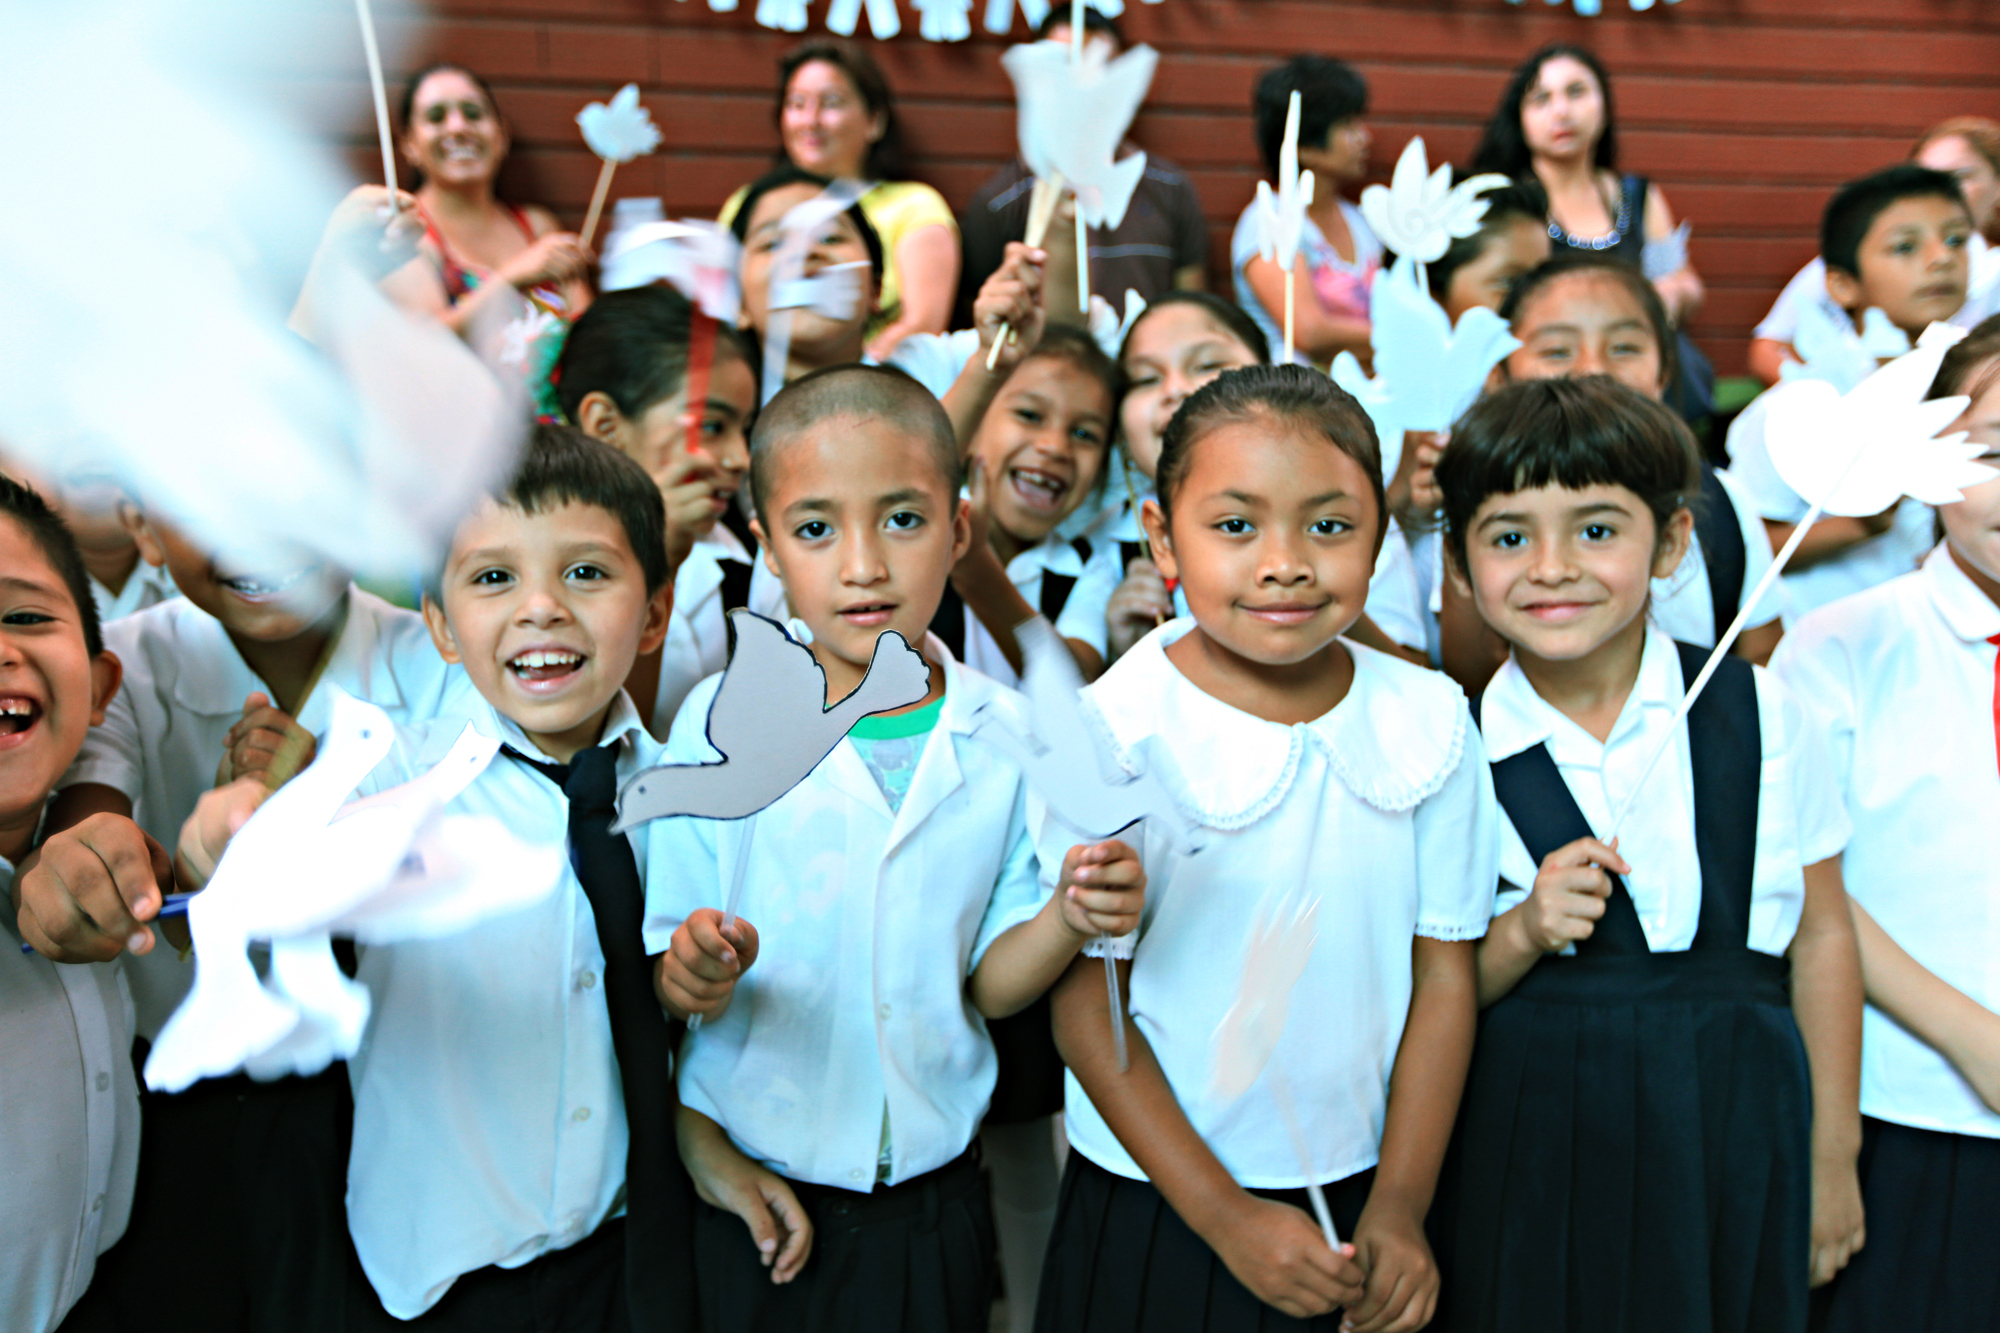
left=1773, top=544, right=2000, bottom=1138
left=653, top=528, right=788, bottom=740
left=1481, top=625, right=1849, bottom=956
left=60, top=589, right=475, bottom=1037
left=1650, top=467, right=1785, bottom=645
left=89, top=559, right=177, bottom=626
left=346, top=693, right=659, bottom=1318
left=1060, top=623, right=1498, bottom=1189
left=644, top=640, right=1047, bottom=1190
left=2, top=860, right=141, bottom=1333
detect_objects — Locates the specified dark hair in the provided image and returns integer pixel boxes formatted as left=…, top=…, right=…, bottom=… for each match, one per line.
left=0, top=475, right=104, bottom=659
left=777, top=40, right=906, bottom=180
left=1471, top=44, right=1618, bottom=180
left=487, top=425, right=670, bottom=595
left=1118, top=291, right=1272, bottom=375
left=1155, top=365, right=1385, bottom=552
left=1822, top=164, right=1969, bottom=279
left=554, top=286, right=753, bottom=427
left=1020, top=325, right=1121, bottom=415
left=1927, top=311, right=2000, bottom=401
left=749, top=364, right=961, bottom=526
left=396, top=64, right=507, bottom=192
left=1033, top=4, right=1126, bottom=49
left=1436, top=376, right=1700, bottom=571
left=1500, top=251, right=1678, bottom=393
left=1253, top=56, right=1369, bottom=179
left=729, top=163, right=886, bottom=297
left=1427, top=178, right=1549, bottom=305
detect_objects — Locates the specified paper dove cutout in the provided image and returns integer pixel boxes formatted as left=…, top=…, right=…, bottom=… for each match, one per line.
left=914, top=0, right=975, bottom=39
left=577, top=84, right=661, bottom=164
left=758, top=182, right=871, bottom=403
left=1359, top=138, right=1510, bottom=266
left=144, top=694, right=563, bottom=1092
left=755, top=0, right=809, bottom=30
left=1764, top=325, right=1996, bottom=516
left=1253, top=91, right=1316, bottom=274
left=614, top=612, right=933, bottom=831
left=1780, top=300, right=1898, bottom=395
left=1087, top=289, right=1147, bottom=359
left=826, top=0, right=903, bottom=38
left=1211, top=889, right=1319, bottom=1103
left=599, top=219, right=743, bottom=325
left=1331, top=255, right=1520, bottom=435
left=1001, top=39, right=1158, bottom=231
left=983, top=0, right=1051, bottom=31
left=771, top=259, right=871, bottom=321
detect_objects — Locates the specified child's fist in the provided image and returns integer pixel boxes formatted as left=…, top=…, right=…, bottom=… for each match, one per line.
left=15, top=814, right=174, bottom=961
left=219, top=691, right=317, bottom=791
left=1523, top=836, right=1628, bottom=954
left=176, top=778, right=268, bottom=892
left=654, top=908, right=760, bottom=1022
left=1056, top=839, right=1145, bottom=940
left=973, top=240, right=1047, bottom=371
left=1210, top=1193, right=1363, bottom=1320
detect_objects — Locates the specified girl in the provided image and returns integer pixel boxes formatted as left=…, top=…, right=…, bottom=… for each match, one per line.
left=1042, top=365, right=1496, bottom=1332
left=1432, top=375, right=1864, bottom=1333
left=1772, top=318, right=2000, bottom=1330
left=1425, top=180, right=1553, bottom=326
left=553, top=284, right=788, bottom=736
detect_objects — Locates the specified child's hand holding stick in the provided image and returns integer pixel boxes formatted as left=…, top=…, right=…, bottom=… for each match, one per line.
left=984, top=174, right=1065, bottom=371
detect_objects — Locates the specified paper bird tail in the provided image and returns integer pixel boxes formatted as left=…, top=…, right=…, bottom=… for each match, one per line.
left=243, top=933, right=372, bottom=1081
left=144, top=928, right=300, bottom=1093
left=1092, top=150, right=1149, bottom=237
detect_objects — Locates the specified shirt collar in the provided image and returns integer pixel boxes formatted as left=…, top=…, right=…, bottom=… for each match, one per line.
left=1923, top=542, right=2000, bottom=642
left=1004, top=535, right=1085, bottom=583
left=169, top=589, right=407, bottom=718
left=1479, top=624, right=1681, bottom=764
left=475, top=688, right=655, bottom=771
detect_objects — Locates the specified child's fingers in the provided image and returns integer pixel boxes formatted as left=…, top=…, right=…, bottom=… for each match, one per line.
left=684, top=912, right=743, bottom=970
left=763, top=1179, right=814, bottom=1283
left=1345, top=1266, right=1418, bottom=1333
left=720, top=917, right=760, bottom=970
left=730, top=1182, right=783, bottom=1267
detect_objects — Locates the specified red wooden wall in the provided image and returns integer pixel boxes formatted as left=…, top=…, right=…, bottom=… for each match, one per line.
left=341, top=0, right=2000, bottom=376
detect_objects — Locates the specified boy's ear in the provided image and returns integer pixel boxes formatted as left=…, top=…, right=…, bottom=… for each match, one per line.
left=950, top=496, right=974, bottom=567
left=420, top=594, right=462, bottom=665
left=1442, top=539, right=1475, bottom=600
left=1824, top=265, right=1864, bottom=315
left=87, top=649, right=123, bottom=728
left=573, top=391, right=627, bottom=446
left=121, top=505, right=166, bottom=570
left=749, top=516, right=784, bottom=583
left=637, top=582, right=673, bottom=657
left=1651, top=506, right=1696, bottom=582
left=1139, top=498, right=1178, bottom=584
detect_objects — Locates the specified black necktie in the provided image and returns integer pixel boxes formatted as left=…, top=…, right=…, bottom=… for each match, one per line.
left=507, top=743, right=695, bottom=1331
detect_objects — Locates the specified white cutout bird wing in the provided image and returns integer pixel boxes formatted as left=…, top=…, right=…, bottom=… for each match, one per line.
left=1087, top=289, right=1148, bottom=359
left=577, top=84, right=662, bottom=164
left=599, top=219, right=743, bottom=325
left=1359, top=137, right=1510, bottom=266
left=1211, top=888, right=1319, bottom=1104
left=1001, top=39, right=1158, bottom=230
left=914, top=0, right=974, bottom=40
left=969, top=616, right=1203, bottom=855
left=1252, top=91, right=1316, bottom=273
left=771, top=260, right=871, bottom=321
left=1335, top=255, right=1520, bottom=435
left=825, top=0, right=903, bottom=38
left=614, top=612, right=933, bottom=831
left=754, top=0, right=809, bottom=30
left=758, top=182, right=871, bottom=403
left=983, top=0, right=1051, bottom=31
left=1781, top=299, right=1887, bottom=395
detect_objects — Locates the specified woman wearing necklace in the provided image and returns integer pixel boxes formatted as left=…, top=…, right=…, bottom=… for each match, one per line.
left=1472, top=44, right=1711, bottom=418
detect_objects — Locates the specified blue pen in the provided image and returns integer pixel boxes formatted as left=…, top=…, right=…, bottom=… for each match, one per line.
left=19, top=892, right=192, bottom=954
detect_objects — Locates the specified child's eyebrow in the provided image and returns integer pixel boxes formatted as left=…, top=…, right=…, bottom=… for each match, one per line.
left=873, top=488, right=930, bottom=509
left=0, top=574, right=65, bottom=599
left=1566, top=501, right=1635, bottom=519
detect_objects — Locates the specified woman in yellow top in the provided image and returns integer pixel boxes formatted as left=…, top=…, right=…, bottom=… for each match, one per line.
left=721, top=39, right=959, bottom=361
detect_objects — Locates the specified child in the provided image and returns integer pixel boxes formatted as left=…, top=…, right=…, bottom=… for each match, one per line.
left=1727, top=165, right=1979, bottom=620
left=1772, top=318, right=2000, bottom=1330
left=1435, top=254, right=1785, bottom=695
left=644, top=364, right=1145, bottom=1332
left=343, top=425, right=680, bottom=1329
left=24, top=508, right=472, bottom=1332
left=1041, top=365, right=1496, bottom=1332
left=940, top=325, right=1117, bottom=683
left=1433, top=375, right=1863, bottom=1332
left=0, top=476, right=151, bottom=1333
left=1425, top=179, right=1552, bottom=325
left=555, top=284, right=789, bottom=734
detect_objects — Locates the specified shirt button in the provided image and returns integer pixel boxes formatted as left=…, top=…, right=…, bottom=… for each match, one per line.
left=578, top=971, right=597, bottom=990
left=878, top=1003, right=892, bottom=1021
left=850, top=1168, right=864, bottom=1181
left=95, top=1071, right=110, bottom=1092
left=91, top=1194, right=105, bottom=1212
left=573, top=1107, right=592, bottom=1123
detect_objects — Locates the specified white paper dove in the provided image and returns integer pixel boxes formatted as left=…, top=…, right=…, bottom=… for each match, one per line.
left=1087, top=289, right=1148, bottom=360
left=1000, top=39, right=1158, bottom=233
left=599, top=219, right=744, bottom=325
left=982, top=0, right=1050, bottom=32
left=771, top=260, right=871, bottom=321
left=615, top=612, right=933, bottom=830
left=1212, top=889, right=1319, bottom=1103
left=826, top=0, right=904, bottom=38
left=1331, top=255, right=1520, bottom=436
left=757, top=182, right=872, bottom=403
left=1252, top=92, right=1316, bottom=276
left=1359, top=137, right=1510, bottom=267
left=754, top=0, right=810, bottom=30
left=577, top=84, right=662, bottom=164
left=914, top=0, right=974, bottom=39
left=1781, top=299, right=1896, bottom=395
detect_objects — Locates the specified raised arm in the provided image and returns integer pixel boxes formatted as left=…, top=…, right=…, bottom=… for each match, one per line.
left=1241, top=252, right=1371, bottom=366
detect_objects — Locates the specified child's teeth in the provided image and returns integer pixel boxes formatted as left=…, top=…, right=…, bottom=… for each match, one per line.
left=514, top=651, right=581, bottom=669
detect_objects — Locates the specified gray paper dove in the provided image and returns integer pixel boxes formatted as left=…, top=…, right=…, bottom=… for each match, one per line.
left=612, top=611, right=933, bottom=831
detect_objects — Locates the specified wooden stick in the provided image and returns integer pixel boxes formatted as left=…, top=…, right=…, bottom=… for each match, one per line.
left=1283, top=267, right=1295, bottom=364
left=1070, top=0, right=1085, bottom=63
left=352, top=0, right=398, bottom=209
left=1077, top=205, right=1090, bottom=315
left=984, top=172, right=1066, bottom=371
left=579, top=158, right=617, bottom=250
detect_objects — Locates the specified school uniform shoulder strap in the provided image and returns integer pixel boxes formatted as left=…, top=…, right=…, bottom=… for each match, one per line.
left=1675, top=641, right=1762, bottom=949
left=1038, top=537, right=1093, bottom=622
left=1694, top=465, right=1747, bottom=646
left=929, top=580, right=968, bottom=659
left=717, top=557, right=755, bottom=615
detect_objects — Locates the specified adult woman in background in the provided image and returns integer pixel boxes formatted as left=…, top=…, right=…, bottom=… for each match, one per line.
left=380, top=64, right=591, bottom=420
left=721, top=39, right=958, bottom=361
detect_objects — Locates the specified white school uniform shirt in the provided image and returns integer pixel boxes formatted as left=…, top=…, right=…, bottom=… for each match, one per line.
left=1724, top=390, right=1936, bottom=621
left=1753, top=238, right=2000, bottom=345
left=653, top=528, right=789, bottom=739
left=959, top=535, right=1108, bottom=686
left=346, top=692, right=658, bottom=1318
left=1, top=860, right=141, bottom=1333
left=58, top=588, right=475, bottom=1038
left=1056, top=623, right=1498, bottom=1188
left=1651, top=467, right=1786, bottom=644
left=643, top=638, right=1048, bottom=1191
left=878, top=329, right=981, bottom=403
left=1771, top=544, right=2000, bottom=1138
left=1482, top=625, right=1849, bottom=955
left=89, top=560, right=176, bottom=626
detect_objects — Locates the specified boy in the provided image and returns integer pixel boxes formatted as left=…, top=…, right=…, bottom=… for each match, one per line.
left=20, top=505, right=473, bottom=1332
left=643, top=364, right=1145, bottom=1332
left=1727, top=164, right=1977, bottom=620
left=342, top=425, right=683, bottom=1331
left=0, top=476, right=157, bottom=1332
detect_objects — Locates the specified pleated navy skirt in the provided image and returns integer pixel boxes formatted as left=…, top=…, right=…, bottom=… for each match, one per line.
left=1808, top=1116, right=2000, bottom=1332
left=1435, top=949, right=1811, bottom=1333
left=1034, top=1152, right=1376, bottom=1333
left=694, top=1148, right=994, bottom=1333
